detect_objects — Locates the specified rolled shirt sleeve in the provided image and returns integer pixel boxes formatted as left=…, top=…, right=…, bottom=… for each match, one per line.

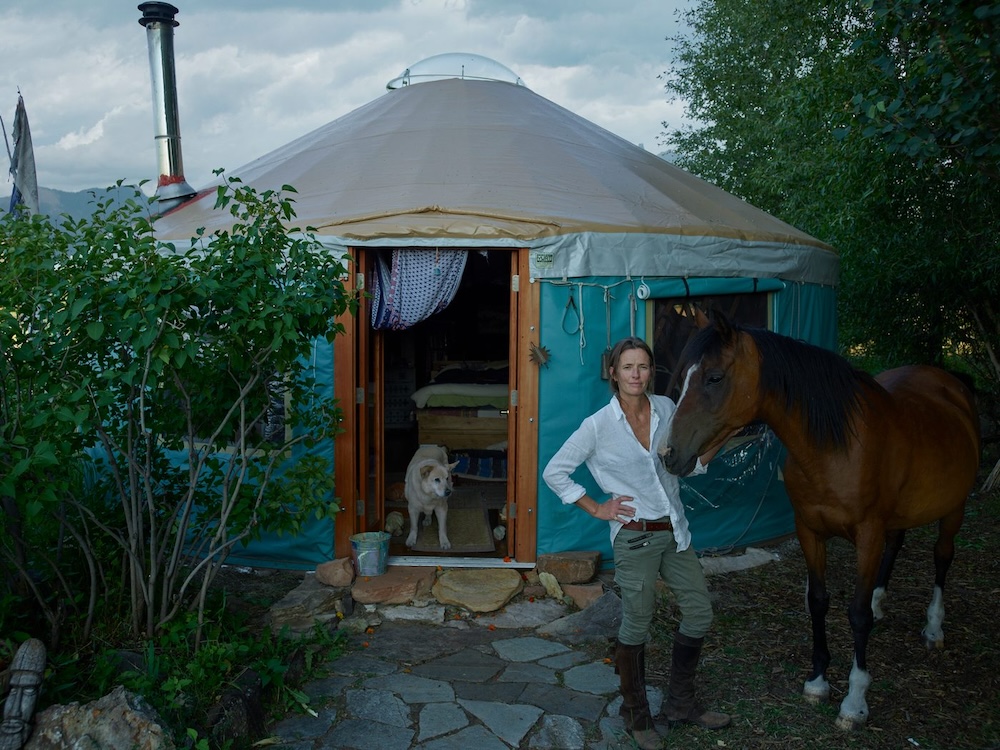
left=542, top=420, right=597, bottom=506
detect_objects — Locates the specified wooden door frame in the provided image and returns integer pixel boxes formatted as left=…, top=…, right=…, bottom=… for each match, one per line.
left=332, top=248, right=380, bottom=558
left=334, top=247, right=540, bottom=562
left=333, top=252, right=361, bottom=559
left=370, top=324, right=386, bottom=537
left=512, top=250, right=539, bottom=562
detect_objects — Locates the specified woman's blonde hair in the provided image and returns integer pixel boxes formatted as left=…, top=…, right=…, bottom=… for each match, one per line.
left=607, top=336, right=655, bottom=394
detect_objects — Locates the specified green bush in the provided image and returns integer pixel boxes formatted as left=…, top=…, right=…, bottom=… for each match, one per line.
left=1, top=178, right=357, bottom=745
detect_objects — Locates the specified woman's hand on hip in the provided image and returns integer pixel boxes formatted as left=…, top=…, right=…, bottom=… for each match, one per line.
left=599, top=495, right=636, bottom=522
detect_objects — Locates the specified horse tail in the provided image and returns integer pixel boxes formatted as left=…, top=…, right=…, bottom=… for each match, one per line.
left=942, top=370, right=982, bottom=465
left=945, top=369, right=976, bottom=397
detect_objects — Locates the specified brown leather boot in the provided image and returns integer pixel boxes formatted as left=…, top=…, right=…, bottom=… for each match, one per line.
left=663, top=632, right=731, bottom=730
left=615, top=641, right=663, bottom=749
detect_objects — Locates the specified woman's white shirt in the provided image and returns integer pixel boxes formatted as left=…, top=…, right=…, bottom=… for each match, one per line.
left=542, top=394, right=706, bottom=550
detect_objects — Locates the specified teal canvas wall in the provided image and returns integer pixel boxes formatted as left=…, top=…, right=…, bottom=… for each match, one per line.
left=222, top=337, right=337, bottom=570
left=534, top=278, right=837, bottom=563
left=85, top=337, right=337, bottom=572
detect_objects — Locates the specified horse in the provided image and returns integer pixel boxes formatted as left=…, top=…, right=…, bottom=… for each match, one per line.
left=659, top=308, right=980, bottom=731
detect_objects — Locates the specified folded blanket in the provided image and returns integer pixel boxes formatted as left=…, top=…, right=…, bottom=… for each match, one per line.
left=451, top=449, right=507, bottom=481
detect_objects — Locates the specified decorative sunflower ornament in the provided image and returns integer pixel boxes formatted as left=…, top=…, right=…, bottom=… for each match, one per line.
left=528, top=342, right=550, bottom=368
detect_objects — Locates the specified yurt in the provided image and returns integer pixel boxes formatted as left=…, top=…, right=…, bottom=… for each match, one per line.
left=152, top=51, right=837, bottom=569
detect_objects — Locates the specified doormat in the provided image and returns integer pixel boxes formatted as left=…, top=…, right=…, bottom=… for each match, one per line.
left=410, top=506, right=495, bottom=553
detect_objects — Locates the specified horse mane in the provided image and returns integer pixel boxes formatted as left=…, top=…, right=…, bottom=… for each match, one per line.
left=748, top=327, right=879, bottom=450
left=685, top=320, right=878, bottom=451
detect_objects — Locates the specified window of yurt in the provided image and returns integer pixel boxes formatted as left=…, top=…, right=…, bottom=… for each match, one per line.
left=188, top=372, right=291, bottom=455
left=651, top=293, right=769, bottom=399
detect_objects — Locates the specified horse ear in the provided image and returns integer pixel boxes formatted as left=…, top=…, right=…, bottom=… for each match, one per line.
left=709, top=308, right=735, bottom=340
left=693, top=305, right=710, bottom=329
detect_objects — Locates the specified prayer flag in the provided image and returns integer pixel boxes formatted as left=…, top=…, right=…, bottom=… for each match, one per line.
left=6, top=94, right=39, bottom=216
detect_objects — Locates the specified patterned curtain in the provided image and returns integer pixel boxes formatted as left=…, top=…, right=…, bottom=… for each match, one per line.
left=370, top=248, right=468, bottom=330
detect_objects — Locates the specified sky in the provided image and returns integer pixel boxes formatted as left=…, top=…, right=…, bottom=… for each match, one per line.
left=0, top=0, right=692, bottom=195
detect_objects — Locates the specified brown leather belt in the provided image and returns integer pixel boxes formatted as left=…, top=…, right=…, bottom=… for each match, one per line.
left=620, top=519, right=673, bottom=532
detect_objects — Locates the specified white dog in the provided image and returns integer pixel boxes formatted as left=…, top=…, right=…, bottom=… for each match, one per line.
left=404, top=445, right=458, bottom=550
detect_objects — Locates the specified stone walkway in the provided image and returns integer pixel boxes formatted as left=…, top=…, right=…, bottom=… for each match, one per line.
left=266, top=597, right=660, bottom=750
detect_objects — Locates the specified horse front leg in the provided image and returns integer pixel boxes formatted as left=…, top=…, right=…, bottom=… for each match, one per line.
left=798, top=526, right=831, bottom=704
left=923, top=508, right=963, bottom=648
left=836, top=529, right=883, bottom=731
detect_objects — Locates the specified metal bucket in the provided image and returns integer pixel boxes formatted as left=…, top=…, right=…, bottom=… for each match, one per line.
left=350, top=531, right=390, bottom=576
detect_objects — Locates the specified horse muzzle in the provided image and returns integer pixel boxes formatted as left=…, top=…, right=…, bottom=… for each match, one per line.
left=659, top=444, right=697, bottom=476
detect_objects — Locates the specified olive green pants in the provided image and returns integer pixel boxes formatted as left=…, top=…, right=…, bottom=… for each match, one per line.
left=613, top=526, right=713, bottom=645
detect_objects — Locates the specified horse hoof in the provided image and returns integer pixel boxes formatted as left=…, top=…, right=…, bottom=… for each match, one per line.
left=921, top=628, right=944, bottom=649
left=835, top=713, right=866, bottom=731
left=802, top=677, right=830, bottom=704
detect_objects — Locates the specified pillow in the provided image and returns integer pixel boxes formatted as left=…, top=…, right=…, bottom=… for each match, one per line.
left=432, top=361, right=509, bottom=384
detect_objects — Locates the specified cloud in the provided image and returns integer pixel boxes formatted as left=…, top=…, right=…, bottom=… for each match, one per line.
left=1, top=1, right=688, bottom=192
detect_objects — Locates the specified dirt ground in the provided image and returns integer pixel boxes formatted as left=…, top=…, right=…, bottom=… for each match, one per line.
left=649, top=483, right=1000, bottom=750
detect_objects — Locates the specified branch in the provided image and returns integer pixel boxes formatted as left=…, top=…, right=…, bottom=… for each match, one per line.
left=968, top=303, right=1000, bottom=384
left=54, top=503, right=102, bottom=642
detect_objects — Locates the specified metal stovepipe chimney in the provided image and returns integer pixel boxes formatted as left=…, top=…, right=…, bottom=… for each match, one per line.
left=138, top=1, right=196, bottom=212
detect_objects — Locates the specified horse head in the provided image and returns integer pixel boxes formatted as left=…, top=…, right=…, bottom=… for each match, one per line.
left=659, top=308, right=759, bottom=475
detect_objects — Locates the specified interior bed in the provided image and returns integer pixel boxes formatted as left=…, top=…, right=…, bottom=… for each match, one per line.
left=410, top=360, right=509, bottom=479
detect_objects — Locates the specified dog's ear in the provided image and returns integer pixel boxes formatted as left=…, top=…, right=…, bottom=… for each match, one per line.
left=420, top=464, right=436, bottom=479
left=448, top=461, right=459, bottom=471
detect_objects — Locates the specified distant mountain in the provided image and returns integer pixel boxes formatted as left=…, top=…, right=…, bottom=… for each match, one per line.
left=1, top=185, right=143, bottom=222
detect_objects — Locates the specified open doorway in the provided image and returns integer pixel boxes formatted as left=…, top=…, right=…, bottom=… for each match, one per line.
left=369, top=248, right=512, bottom=559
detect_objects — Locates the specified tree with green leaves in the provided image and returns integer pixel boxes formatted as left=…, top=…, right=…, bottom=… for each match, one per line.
left=848, top=0, right=1000, bottom=430
left=851, top=0, right=1000, bottom=168
left=661, top=0, right=999, bottom=421
left=0, top=178, right=356, bottom=646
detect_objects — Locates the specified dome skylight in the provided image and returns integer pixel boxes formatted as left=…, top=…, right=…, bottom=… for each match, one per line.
left=386, top=53, right=526, bottom=89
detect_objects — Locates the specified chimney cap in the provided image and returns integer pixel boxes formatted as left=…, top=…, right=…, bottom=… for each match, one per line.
left=138, top=2, right=180, bottom=28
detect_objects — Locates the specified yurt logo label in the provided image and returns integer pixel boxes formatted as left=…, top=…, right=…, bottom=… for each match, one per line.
left=533, top=252, right=554, bottom=269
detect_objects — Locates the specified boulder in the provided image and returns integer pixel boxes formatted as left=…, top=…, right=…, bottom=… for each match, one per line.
left=562, top=582, right=606, bottom=610
left=26, top=685, right=174, bottom=750
left=538, top=571, right=566, bottom=602
left=535, top=551, right=600, bottom=584
left=267, top=573, right=346, bottom=634
left=537, top=590, right=623, bottom=644
left=432, top=568, right=524, bottom=613
left=351, top=566, right=437, bottom=605
left=315, top=557, right=355, bottom=587
left=205, top=669, right=266, bottom=749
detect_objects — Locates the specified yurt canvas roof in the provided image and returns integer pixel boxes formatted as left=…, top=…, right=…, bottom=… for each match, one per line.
left=154, top=76, right=837, bottom=286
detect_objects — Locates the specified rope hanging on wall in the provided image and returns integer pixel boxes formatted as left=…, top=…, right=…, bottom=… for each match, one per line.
left=540, top=278, right=634, bottom=366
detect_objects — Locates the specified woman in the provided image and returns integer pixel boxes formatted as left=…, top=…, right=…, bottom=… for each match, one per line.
left=543, top=336, right=730, bottom=749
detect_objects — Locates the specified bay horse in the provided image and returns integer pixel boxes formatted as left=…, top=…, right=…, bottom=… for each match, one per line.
left=660, top=309, right=980, bottom=730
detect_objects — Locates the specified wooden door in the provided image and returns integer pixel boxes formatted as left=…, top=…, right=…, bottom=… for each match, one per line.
left=332, top=250, right=370, bottom=558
